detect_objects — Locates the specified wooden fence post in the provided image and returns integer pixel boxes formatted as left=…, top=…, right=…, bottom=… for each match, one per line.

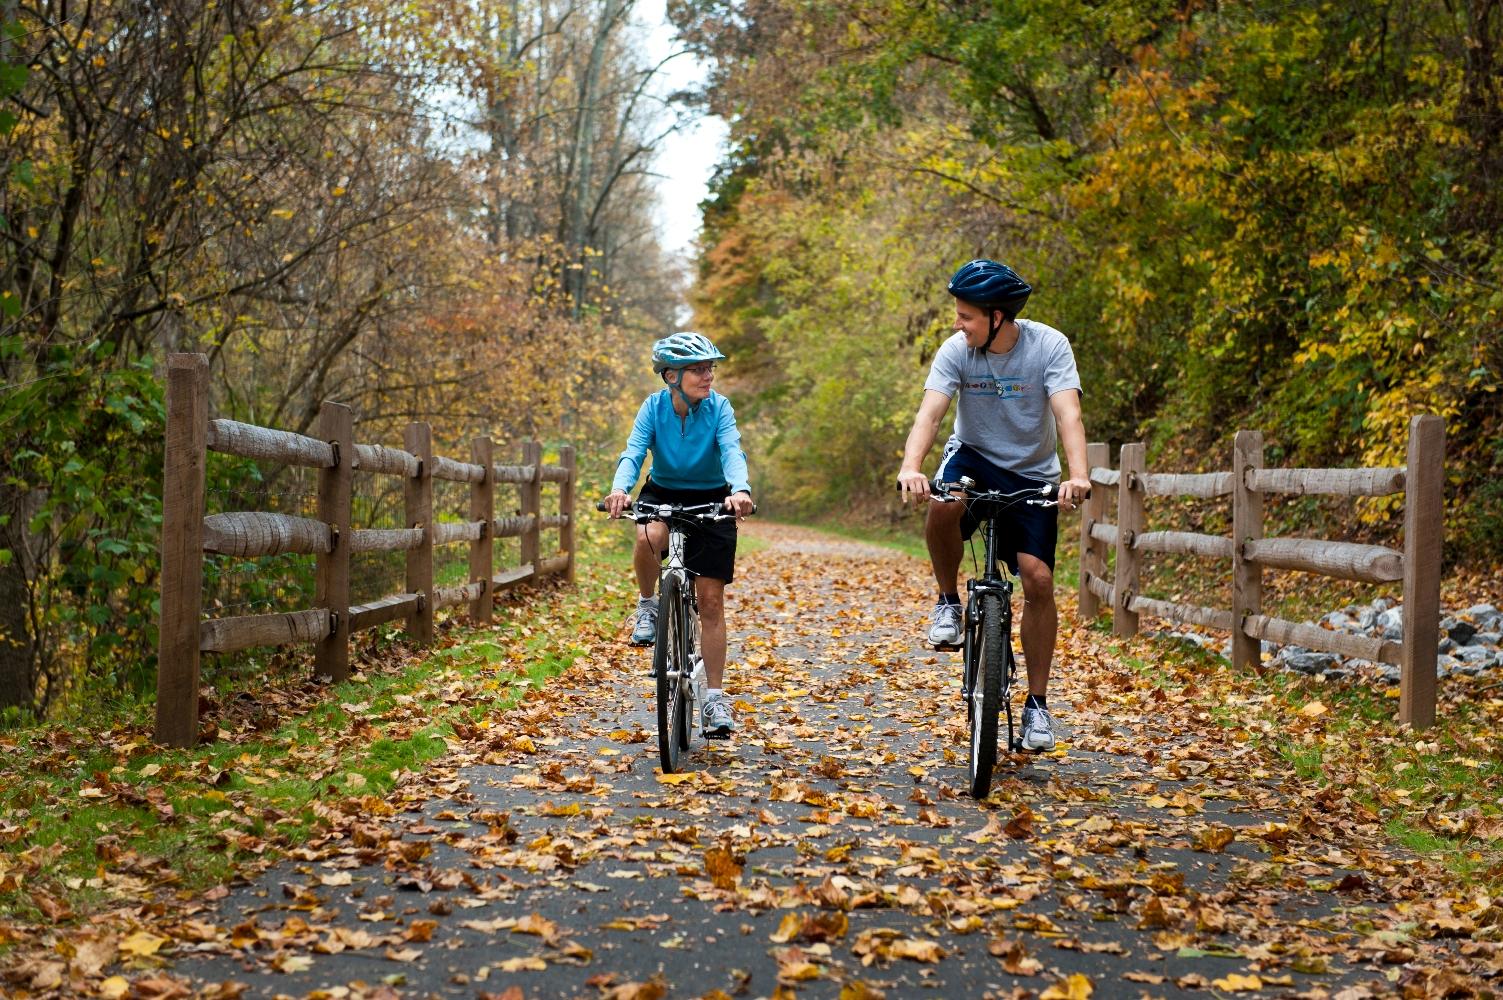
left=314, top=401, right=353, bottom=681
left=521, top=440, right=542, bottom=577
left=560, top=445, right=576, bottom=584
left=1113, top=443, right=1145, bottom=638
left=405, top=422, right=434, bottom=644
left=1078, top=441, right=1110, bottom=620
left=156, top=353, right=209, bottom=748
left=1231, top=429, right=1264, bottom=672
left=470, top=436, right=494, bottom=623
left=1400, top=414, right=1444, bottom=730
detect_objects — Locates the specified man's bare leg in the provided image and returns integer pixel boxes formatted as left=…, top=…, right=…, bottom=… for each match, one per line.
left=925, top=500, right=965, bottom=594
left=1016, top=553, right=1056, bottom=698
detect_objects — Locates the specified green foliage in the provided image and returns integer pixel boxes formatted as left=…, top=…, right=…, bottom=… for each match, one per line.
left=0, top=343, right=166, bottom=717
left=685, top=0, right=1503, bottom=553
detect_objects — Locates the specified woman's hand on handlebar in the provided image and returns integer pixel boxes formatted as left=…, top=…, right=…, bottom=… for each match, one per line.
left=724, top=490, right=754, bottom=521
left=896, top=468, right=931, bottom=504
left=603, top=490, right=631, bottom=519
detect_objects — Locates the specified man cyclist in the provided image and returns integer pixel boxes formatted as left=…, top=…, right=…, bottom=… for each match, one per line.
left=604, top=332, right=754, bottom=738
left=896, top=259, right=1090, bottom=752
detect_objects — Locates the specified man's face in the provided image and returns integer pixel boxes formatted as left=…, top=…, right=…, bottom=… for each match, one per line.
left=953, top=301, right=997, bottom=349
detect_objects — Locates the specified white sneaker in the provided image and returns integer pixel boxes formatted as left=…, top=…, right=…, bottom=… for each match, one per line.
left=927, top=603, right=961, bottom=647
left=1021, top=705, right=1056, bottom=751
left=630, top=599, right=658, bottom=646
left=702, top=695, right=736, bottom=738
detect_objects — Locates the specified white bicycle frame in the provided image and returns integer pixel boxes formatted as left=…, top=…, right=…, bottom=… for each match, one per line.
left=655, top=508, right=708, bottom=734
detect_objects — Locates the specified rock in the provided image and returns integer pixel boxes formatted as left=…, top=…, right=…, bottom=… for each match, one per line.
left=1323, top=611, right=1359, bottom=632
left=1383, top=624, right=1403, bottom=641
left=1463, top=603, right=1498, bottom=619
left=1357, top=609, right=1377, bottom=629
left=1447, top=620, right=1478, bottom=645
left=1321, top=668, right=1352, bottom=682
left=1453, top=645, right=1494, bottom=664
left=1377, top=608, right=1404, bottom=632
left=1378, top=664, right=1402, bottom=684
left=1286, top=652, right=1338, bottom=674
left=1438, top=637, right=1456, bottom=654
left=1475, top=631, right=1502, bottom=646
left=1373, top=597, right=1393, bottom=613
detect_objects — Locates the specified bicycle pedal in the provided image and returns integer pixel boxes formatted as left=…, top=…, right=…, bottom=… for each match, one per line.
left=702, top=728, right=732, bottom=741
left=628, top=638, right=654, bottom=648
left=932, top=643, right=962, bottom=652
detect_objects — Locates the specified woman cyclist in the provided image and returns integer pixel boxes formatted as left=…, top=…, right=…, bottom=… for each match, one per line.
left=603, top=332, right=754, bottom=738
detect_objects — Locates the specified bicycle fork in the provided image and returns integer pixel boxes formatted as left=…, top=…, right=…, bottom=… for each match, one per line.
left=961, top=578, right=1010, bottom=704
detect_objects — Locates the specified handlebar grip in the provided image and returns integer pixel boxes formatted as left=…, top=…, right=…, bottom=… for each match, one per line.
left=595, top=500, right=609, bottom=512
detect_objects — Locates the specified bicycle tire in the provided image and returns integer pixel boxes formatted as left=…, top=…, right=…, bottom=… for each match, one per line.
left=679, top=594, right=698, bottom=751
left=655, top=574, right=686, bottom=773
left=968, top=592, right=1005, bottom=798
left=1002, top=616, right=1018, bottom=755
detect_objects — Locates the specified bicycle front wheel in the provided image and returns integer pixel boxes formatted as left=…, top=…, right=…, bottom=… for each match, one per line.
left=655, top=574, right=688, bottom=773
left=967, top=592, right=1004, bottom=798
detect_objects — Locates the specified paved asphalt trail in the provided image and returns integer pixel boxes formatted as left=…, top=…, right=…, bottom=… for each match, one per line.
left=168, top=523, right=1403, bottom=999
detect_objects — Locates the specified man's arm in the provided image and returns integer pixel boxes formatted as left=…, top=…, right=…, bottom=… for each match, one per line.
left=897, top=389, right=953, bottom=502
left=1049, top=388, right=1091, bottom=510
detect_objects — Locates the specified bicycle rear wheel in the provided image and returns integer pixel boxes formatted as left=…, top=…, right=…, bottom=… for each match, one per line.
left=967, top=592, right=1004, bottom=798
left=655, top=574, right=689, bottom=773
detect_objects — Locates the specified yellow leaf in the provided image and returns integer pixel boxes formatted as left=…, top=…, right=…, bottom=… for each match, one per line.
left=1212, top=973, right=1263, bottom=991
left=1298, top=700, right=1328, bottom=718
left=99, top=976, right=130, bottom=998
left=498, top=956, right=547, bottom=972
left=1040, top=973, right=1094, bottom=999
left=656, top=771, right=696, bottom=784
left=270, top=208, right=295, bottom=220
left=119, top=931, right=168, bottom=957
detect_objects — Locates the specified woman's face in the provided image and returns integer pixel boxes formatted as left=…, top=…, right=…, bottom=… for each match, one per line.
left=669, top=362, right=716, bottom=401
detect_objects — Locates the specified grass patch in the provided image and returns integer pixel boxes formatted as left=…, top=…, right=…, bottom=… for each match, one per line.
left=1109, top=623, right=1503, bottom=889
left=0, top=517, right=640, bottom=926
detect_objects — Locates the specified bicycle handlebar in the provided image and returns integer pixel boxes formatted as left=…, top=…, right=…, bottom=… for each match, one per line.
left=595, top=499, right=757, bottom=522
left=894, top=478, right=1090, bottom=506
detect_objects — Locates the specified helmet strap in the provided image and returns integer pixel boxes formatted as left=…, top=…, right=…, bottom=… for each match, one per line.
left=666, top=369, right=695, bottom=413
left=982, top=309, right=1005, bottom=351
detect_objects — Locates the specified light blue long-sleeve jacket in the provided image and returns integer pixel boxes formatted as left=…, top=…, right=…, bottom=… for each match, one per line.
left=612, top=389, right=751, bottom=496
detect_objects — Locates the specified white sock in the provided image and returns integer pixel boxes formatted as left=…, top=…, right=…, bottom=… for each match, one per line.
left=708, top=688, right=723, bottom=699
left=639, top=595, right=658, bottom=607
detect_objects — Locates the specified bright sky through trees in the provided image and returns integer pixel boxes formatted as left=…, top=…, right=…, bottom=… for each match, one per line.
left=640, top=0, right=727, bottom=262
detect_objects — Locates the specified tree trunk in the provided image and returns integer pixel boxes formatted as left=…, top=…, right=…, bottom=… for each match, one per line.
left=0, top=482, right=37, bottom=712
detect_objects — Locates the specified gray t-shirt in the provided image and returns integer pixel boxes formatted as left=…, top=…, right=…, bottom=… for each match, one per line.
left=923, top=320, right=1082, bottom=482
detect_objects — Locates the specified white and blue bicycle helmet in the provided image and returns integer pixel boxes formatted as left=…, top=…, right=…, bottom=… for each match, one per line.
left=652, top=332, right=726, bottom=374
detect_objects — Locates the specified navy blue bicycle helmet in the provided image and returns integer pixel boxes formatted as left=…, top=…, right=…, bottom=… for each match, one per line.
left=947, top=258, right=1032, bottom=349
left=947, top=258, right=1031, bottom=314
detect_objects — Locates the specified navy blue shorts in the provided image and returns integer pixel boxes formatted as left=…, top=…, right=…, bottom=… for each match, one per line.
left=935, top=442, right=1058, bottom=575
left=637, top=479, right=738, bottom=584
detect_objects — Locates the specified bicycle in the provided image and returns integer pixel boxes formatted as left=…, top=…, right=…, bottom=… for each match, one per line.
left=927, top=476, right=1077, bottom=798
left=597, top=499, right=752, bottom=773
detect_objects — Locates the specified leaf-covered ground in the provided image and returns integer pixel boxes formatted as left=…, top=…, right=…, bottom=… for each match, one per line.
left=3, top=523, right=1501, bottom=999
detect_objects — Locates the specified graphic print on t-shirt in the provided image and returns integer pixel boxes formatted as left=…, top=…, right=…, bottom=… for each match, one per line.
left=962, top=373, right=1032, bottom=399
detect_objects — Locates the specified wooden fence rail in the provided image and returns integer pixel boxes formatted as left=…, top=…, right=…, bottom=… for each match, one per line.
left=155, top=353, right=576, bottom=747
left=1078, top=414, right=1445, bottom=730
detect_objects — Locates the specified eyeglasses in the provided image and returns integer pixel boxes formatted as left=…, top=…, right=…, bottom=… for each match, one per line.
left=681, top=364, right=717, bottom=378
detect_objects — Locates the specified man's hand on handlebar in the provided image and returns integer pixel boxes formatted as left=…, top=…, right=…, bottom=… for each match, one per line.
left=1056, top=477, right=1092, bottom=512
left=724, top=490, right=754, bottom=520
left=603, top=489, right=631, bottom=519
left=896, top=469, right=931, bottom=504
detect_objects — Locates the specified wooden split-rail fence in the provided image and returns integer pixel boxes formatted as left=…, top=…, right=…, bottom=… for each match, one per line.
left=1078, top=414, right=1445, bottom=729
left=156, top=353, right=577, bottom=747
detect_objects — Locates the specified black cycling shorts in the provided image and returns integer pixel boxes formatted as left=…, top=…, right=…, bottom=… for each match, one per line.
left=636, top=479, right=738, bottom=584
left=936, top=442, right=1058, bottom=575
